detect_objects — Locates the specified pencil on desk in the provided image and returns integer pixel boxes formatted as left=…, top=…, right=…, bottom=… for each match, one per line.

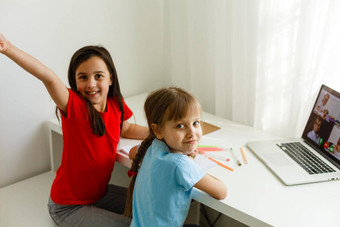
left=230, top=148, right=242, bottom=166
left=197, top=147, right=228, bottom=152
left=240, top=147, right=248, bottom=164
left=207, top=156, right=234, bottom=172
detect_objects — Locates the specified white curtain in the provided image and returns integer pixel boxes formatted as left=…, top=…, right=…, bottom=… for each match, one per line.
left=165, top=0, right=340, bottom=137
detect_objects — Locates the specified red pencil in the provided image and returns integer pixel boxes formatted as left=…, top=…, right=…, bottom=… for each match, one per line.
left=197, top=147, right=227, bottom=152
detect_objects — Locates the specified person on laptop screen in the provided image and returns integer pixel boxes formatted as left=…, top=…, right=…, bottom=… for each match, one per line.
left=307, top=116, right=323, bottom=144
left=313, top=91, right=340, bottom=123
left=333, top=137, right=340, bottom=159
left=315, top=93, right=330, bottom=116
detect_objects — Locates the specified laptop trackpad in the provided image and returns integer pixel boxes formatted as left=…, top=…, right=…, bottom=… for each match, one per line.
left=263, top=153, right=293, bottom=167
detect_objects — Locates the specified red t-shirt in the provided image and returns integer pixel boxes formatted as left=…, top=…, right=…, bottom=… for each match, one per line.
left=50, top=90, right=132, bottom=205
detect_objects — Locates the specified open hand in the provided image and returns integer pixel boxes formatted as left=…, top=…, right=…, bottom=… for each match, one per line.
left=0, top=33, right=9, bottom=53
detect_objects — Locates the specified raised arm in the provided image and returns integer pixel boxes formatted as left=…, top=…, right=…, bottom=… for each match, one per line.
left=194, top=174, right=227, bottom=200
left=0, top=33, right=69, bottom=113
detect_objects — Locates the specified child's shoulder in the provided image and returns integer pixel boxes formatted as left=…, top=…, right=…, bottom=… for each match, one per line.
left=107, top=96, right=122, bottom=106
left=161, top=151, right=193, bottom=168
left=68, top=89, right=84, bottom=101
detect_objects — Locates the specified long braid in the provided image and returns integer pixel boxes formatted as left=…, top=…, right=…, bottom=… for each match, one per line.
left=123, top=133, right=155, bottom=217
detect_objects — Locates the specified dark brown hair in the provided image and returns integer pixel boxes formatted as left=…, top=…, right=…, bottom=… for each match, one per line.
left=56, top=45, right=124, bottom=136
left=123, top=87, right=201, bottom=217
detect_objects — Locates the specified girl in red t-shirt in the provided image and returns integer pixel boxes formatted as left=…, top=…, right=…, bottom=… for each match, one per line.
left=0, top=33, right=148, bottom=226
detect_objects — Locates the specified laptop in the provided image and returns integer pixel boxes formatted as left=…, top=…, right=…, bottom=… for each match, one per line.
left=247, top=84, right=340, bottom=185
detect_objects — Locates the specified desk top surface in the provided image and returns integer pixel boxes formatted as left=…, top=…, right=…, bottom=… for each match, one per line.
left=49, top=93, right=340, bottom=227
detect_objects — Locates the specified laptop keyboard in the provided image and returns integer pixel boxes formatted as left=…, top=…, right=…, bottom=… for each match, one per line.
left=277, top=142, right=335, bottom=175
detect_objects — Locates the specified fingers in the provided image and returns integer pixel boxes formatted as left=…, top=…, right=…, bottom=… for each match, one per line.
left=187, top=149, right=198, bottom=159
left=0, top=33, right=7, bottom=52
left=0, top=33, right=5, bottom=43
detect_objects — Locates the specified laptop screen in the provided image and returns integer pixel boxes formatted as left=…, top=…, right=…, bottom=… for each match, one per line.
left=302, top=85, right=340, bottom=164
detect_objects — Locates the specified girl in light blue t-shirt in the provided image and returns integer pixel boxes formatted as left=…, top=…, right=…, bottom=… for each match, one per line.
left=124, top=87, right=227, bottom=227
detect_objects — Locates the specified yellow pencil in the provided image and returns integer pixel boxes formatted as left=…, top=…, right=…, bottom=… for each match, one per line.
left=240, top=147, right=248, bottom=164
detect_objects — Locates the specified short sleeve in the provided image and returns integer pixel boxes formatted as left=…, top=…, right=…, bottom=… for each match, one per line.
left=60, top=89, right=87, bottom=120
left=122, top=99, right=133, bottom=121
left=175, top=156, right=205, bottom=191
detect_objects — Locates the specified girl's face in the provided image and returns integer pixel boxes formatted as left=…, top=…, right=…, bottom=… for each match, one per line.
left=153, top=107, right=202, bottom=155
left=75, top=56, right=112, bottom=112
left=313, top=119, right=322, bottom=132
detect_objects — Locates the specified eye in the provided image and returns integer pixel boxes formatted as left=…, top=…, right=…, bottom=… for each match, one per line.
left=95, top=74, right=104, bottom=79
left=77, top=75, right=87, bottom=80
left=193, top=121, right=200, bottom=127
left=176, top=124, right=184, bottom=129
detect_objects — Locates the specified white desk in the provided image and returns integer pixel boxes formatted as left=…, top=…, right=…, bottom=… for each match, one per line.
left=48, top=93, right=340, bottom=227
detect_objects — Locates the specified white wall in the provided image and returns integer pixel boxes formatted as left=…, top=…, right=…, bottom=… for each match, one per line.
left=0, top=0, right=166, bottom=188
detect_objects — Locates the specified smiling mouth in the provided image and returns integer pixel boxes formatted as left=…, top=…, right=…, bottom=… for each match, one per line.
left=86, top=91, right=99, bottom=96
left=185, top=140, right=197, bottom=144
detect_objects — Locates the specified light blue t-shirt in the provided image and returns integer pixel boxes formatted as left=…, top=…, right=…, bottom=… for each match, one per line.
left=130, top=139, right=205, bottom=227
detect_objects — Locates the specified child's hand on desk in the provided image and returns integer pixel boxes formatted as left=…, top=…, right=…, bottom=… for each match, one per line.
left=187, top=149, right=198, bottom=159
left=129, top=145, right=139, bottom=160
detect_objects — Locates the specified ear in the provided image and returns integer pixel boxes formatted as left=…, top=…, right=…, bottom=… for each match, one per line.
left=110, top=75, right=113, bottom=86
left=151, top=123, right=163, bottom=140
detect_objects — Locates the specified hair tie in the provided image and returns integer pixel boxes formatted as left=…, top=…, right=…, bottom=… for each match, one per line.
left=127, top=170, right=138, bottom=178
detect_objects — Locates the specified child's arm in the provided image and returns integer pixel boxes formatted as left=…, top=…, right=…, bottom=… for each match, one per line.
left=194, top=174, right=227, bottom=200
left=121, top=121, right=149, bottom=140
left=0, top=33, right=68, bottom=113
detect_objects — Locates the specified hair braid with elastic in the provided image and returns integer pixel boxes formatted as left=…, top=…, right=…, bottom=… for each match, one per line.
left=123, top=133, right=155, bottom=217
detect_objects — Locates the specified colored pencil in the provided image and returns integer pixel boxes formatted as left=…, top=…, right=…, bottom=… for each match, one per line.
left=240, top=147, right=248, bottom=164
left=230, top=148, right=242, bottom=166
left=197, top=147, right=228, bottom=152
left=207, top=156, right=234, bottom=172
